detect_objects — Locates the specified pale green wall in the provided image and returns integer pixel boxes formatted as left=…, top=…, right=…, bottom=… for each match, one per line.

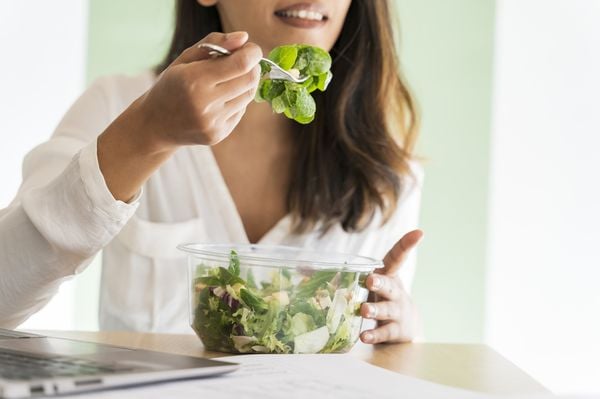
left=87, top=0, right=174, bottom=82
left=82, top=0, right=496, bottom=342
left=395, top=0, right=495, bottom=342
left=74, top=0, right=176, bottom=330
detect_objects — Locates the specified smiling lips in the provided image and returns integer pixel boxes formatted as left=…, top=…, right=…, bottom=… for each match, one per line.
left=274, top=3, right=328, bottom=28
left=276, top=9, right=326, bottom=21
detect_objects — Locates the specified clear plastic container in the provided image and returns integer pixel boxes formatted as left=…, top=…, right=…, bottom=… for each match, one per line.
left=177, top=243, right=383, bottom=354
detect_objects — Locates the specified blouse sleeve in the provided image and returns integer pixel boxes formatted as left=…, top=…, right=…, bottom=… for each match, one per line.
left=0, top=77, right=141, bottom=328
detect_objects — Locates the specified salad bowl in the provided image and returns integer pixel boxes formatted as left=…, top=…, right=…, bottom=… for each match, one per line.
left=178, top=243, right=383, bottom=354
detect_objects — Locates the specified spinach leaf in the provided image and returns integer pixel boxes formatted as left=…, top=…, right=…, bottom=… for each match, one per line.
left=255, top=44, right=333, bottom=124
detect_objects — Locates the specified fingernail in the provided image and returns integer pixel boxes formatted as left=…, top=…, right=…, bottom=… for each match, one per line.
left=366, top=304, right=377, bottom=318
left=225, top=31, right=247, bottom=41
left=363, top=332, right=374, bottom=343
left=371, top=276, right=382, bottom=290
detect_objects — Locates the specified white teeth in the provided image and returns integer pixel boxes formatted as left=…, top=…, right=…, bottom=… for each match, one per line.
left=279, top=9, right=325, bottom=21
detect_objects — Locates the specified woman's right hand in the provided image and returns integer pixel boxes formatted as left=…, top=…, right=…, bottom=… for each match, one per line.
left=139, top=31, right=262, bottom=150
left=97, top=31, right=262, bottom=202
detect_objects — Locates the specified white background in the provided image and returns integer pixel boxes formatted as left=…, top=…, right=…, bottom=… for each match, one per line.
left=0, top=0, right=89, bottom=330
left=486, top=0, right=600, bottom=394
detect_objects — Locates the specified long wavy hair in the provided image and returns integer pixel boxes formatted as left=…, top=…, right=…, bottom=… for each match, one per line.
left=157, top=0, right=418, bottom=233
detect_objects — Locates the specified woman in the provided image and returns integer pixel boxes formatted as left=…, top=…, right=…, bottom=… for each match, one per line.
left=0, top=0, right=423, bottom=345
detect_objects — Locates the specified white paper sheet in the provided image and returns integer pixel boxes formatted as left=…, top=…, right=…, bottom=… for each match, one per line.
left=58, top=354, right=598, bottom=399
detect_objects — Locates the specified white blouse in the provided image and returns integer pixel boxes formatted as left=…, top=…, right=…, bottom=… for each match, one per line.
left=0, top=71, right=423, bottom=333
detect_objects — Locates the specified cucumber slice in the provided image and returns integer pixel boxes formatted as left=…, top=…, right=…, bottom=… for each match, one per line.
left=326, top=289, right=348, bottom=333
left=293, top=326, right=330, bottom=354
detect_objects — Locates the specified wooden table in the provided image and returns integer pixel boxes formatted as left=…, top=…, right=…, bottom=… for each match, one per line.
left=35, top=330, right=547, bottom=395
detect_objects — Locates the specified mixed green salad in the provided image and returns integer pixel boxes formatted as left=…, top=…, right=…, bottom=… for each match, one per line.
left=255, top=44, right=333, bottom=124
left=191, top=251, right=368, bottom=354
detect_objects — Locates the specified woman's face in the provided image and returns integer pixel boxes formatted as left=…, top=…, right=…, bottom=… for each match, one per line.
left=197, top=0, right=352, bottom=54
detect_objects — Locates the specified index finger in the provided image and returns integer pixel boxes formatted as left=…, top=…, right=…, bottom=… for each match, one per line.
left=171, top=31, right=249, bottom=66
left=380, top=229, right=423, bottom=275
left=201, top=42, right=263, bottom=84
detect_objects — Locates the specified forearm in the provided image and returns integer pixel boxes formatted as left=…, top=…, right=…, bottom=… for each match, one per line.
left=0, top=141, right=139, bottom=328
left=0, top=206, right=91, bottom=328
left=97, top=98, right=176, bottom=202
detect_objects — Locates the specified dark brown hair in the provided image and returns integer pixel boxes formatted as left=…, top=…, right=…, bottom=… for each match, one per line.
left=157, top=0, right=418, bottom=233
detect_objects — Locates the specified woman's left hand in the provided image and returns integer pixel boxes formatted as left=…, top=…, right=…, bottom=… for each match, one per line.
left=360, top=229, right=424, bottom=344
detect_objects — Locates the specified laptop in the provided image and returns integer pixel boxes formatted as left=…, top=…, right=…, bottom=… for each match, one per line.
left=0, top=329, right=238, bottom=398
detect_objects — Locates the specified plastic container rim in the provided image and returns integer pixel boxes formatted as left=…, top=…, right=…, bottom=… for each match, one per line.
left=177, top=243, right=383, bottom=272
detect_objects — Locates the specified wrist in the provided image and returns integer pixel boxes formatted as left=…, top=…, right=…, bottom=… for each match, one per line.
left=97, top=97, right=177, bottom=202
left=120, top=96, right=178, bottom=158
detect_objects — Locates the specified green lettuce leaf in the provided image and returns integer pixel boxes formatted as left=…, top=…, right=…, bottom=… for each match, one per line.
left=255, top=44, right=333, bottom=124
left=268, top=45, right=298, bottom=70
left=228, top=250, right=240, bottom=276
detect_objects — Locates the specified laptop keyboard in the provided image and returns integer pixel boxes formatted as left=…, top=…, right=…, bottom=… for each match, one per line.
left=0, top=349, right=133, bottom=381
left=0, top=329, right=43, bottom=339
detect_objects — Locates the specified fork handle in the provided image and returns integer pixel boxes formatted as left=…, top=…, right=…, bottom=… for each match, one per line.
left=198, top=43, right=232, bottom=57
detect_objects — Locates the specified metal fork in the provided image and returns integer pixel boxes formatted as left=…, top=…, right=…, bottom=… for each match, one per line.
left=198, top=43, right=309, bottom=83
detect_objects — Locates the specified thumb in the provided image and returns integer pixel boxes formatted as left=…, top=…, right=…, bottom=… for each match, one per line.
left=380, top=229, right=424, bottom=275
left=172, top=31, right=249, bottom=66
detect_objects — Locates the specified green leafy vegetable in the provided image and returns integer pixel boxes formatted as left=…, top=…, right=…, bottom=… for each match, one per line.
left=296, top=271, right=337, bottom=298
left=191, top=250, right=369, bottom=354
left=228, top=250, right=240, bottom=276
left=239, top=288, right=268, bottom=312
left=289, top=312, right=316, bottom=336
left=255, top=44, right=333, bottom=124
